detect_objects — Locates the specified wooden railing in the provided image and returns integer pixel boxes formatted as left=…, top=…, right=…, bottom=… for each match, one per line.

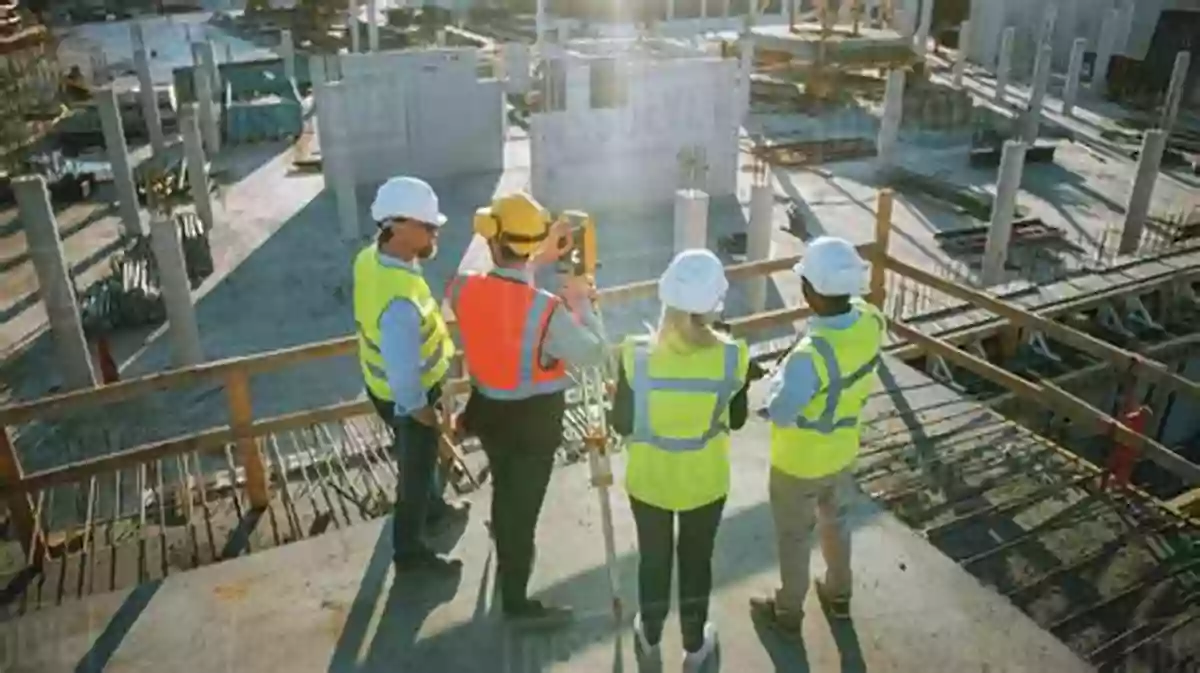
left=1, top=188, right=1198, bottom=556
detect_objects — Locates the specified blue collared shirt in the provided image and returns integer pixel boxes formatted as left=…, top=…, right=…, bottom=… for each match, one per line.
left=376, top=252, right=435, bottom=417
left=764, top=307, right=862, bottom=428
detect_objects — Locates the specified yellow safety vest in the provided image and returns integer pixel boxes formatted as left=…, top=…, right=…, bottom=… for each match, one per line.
left=353, top=246, right=455, bottom=402
left=621, top=333, right=750, bottom=512
left=770, top=299, right=885, bottom=479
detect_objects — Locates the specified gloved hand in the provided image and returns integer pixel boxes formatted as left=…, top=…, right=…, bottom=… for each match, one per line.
left=560, top=274, right=596, bottom=312
left=531, top=218, right=572, bottom=268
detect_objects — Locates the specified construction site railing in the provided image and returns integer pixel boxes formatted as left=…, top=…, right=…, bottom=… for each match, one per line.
left=2, top=189, right=1198, bottom=558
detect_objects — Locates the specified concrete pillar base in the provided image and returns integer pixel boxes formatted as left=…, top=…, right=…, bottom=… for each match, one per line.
left=96, top=87, right=145, bottom=238
left=149, top=217, right=204, bottom=366
left=746, top=183, right=774, bottom=313
left=1120, top=130, right=1168, bottom=256
left=674, top=190, right=710, bottom=253
left=981, top=141, right=1028, bottom=286
left=1062, top=37, right=1087, bottom=116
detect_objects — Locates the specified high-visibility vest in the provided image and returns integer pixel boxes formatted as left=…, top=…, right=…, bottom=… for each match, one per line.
left=621, top=333, right=749, bottom=512
left=770, top=299, right=885, bottom=480
left=448, top=272, right=570, bottom=400
left=353, top=246, right=455, bottom=402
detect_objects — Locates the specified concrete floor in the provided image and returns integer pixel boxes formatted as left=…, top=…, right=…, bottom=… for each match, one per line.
left=1, top=377, right=1097, bottom=673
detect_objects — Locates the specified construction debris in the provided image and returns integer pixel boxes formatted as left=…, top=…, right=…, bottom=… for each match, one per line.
left=748, top=136, right=877, bottom=167
left=936, top=217, right=1070, bottom=256
left=889, top=168, right=1006, bottom=221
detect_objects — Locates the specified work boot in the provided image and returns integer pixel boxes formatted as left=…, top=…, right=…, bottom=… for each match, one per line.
left=748, top=595, right=802, bottom=643
left=681, top=622, right=718, bottom=673
left=632, top=613, right=663, bottom=672
left=814, top=579, right=851, bottom=620
left=394, top=547, right=463, bottom=576
left=427, top=499, right=471, bottom=530
left=504, top=599, right=574, bottom=630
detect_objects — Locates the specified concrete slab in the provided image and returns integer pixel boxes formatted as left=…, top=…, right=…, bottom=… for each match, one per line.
left=2, top=370, right=1095, bottom=673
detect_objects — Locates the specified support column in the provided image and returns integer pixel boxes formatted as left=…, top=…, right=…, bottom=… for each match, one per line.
left=952, top=20, right=970, bottom=88
left=738, top=36, right=754, bottom=121
left=981, top=141, right=1027, bottom=286
left=1160, top=51, right=1192, bottom=135
left=193, top=52, right=221, bottom=156
left=673, top=189, right=709, bottom=253
left=310, top=54, right=328, bottom=89
left=1062, top=37, right=1087, bottom=116
left=96, top=87, right=144, bottom=237
left=995, top=27, right=1014, bottom=105
left=179, top=104, right=215, bottom=232
left=536, top=0, right=546, bottom=49
left=149, top=216, right=204, bottom=366
left=192, top=42, right=220, bottom=106
left=746, top=182, right=773, bottom=313
left=1021, top=43, right=1053, bottom=143
left=13, top=176, right=98, bottom=390
left=131, top=23, right=165, bottom=156
left=1034, top=2, right=1058, bottom=55
left=367, top=0, right=380, bottom=52
left=876, top=69, right=905, bottom=173
left=321, top=82, right=360, bottom=241
left=914, top=0, right=933, bottom=58
left=1091, top=9, right=1119, bottom=96
left=349, top=0, right=360, bottom=53
left=667, top=0, right=675, bottom=21
left=1119, top=130, right=1167, bottom=255
left=279, top=29, right=296, bottom=84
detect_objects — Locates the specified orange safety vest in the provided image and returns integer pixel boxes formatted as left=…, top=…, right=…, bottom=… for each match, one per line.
left=448, top=272, right=570, bottom=400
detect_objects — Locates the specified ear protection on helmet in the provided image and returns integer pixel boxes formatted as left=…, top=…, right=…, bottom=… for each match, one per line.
left=473, top=206, right=549, bottom=252
left=473, top=207, right=500, bottom=240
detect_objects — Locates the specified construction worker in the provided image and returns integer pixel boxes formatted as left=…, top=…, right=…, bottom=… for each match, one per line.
left=354, top=176, right=466, bottom=575
left=609, top=249, right=760, bottom=671
left=448, top=192, right=608, bottom=627
left=749, top=236, right=885, bottom=637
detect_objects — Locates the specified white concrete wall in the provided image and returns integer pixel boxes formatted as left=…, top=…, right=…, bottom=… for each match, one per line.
left=968, top=0, right=1172, bottom=71
left=320, top=49, right=504, bottom=185
left=529, top=54, right=740, bottom=211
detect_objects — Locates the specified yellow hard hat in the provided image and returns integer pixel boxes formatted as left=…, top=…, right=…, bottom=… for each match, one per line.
left=473, top=192, right=552, bottom=257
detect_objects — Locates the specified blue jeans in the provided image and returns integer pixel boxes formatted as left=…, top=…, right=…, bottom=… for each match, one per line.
left=369, top=392, right=448, bottom=558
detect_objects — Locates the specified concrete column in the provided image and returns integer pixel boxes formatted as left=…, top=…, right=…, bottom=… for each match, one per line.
left=1034, top=2, right=1058, bottom=52
left=876, top=69, right=905, bottom=172
left=96, top=87, right=144, bottom=237
left=320, top=82, right=360, bottom=241
left=1021, top=43, right=1053, bottom=143
left=746, top=183, right=773, bottom=313
left=667, top=0, right=675, bottom=21
left=981, top=141, right=1028, bottom=286
left=192, top=42, right=220, bottom=105
left=367, top=0, right=380, bottom=52
left=952, top=20, right=970, bottom=88
left=701, top=0, right=708, bottom=21
left=504, top=43, right=531, bottom=94
left=914, top=0, right=933, bottom=58
left=349, top=0, right=360, bottom=53
left=179, top=104, right=215, bottom=232
left=536, top=0, right=546, bottom=48
left=279, top=29, right=296, bottom=84
left=894, top=9, right=913, bottom=38
left=1119, top=130, right=1167, bottom=255
left=738, top=36, right=754, bottom=120
left=1160, top=51, right=1192, bottom=134
left=131, top=23, right=165, bottom=156
left=192, top=56, right=221, bottom=156
left=673, top=189, right=709, bottom=253
left=1091, top=9, right=1119, bottom=95
left=310, top=54, right=328, bottom=88
left=13, top=176, right=98, bottom=390
left=995, top=27, right=1014, bottom=105
left=1062, top=37, right=1087, bottom=116
left=149, top=216, right=204, bottom=366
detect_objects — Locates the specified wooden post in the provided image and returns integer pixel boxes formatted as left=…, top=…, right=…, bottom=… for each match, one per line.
left=0, top=426, right=36, bottom=556
left=225, top=370, right=269, bottom=508
left=870, top=189, right=894, bottom=308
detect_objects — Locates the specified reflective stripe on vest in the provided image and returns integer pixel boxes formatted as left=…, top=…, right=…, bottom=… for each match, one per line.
left=793, top=309, right=885, bottom=432
left=449, top=273, right=570, bottom=401
left=631, top=340, right=742, bottom=452
left=353, top=246, right=454, bottom=402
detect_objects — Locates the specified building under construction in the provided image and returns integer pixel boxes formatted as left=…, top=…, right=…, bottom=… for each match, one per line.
left=0, top=1, right=1198, bottom=672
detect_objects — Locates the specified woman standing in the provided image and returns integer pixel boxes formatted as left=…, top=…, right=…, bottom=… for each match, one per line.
left=611, top=249, right=760, bottom=671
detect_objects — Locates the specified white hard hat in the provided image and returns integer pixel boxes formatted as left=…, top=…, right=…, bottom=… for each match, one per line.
left=793, top=236, right=866, bottom=296
left=659, top=248, right=729, bottom=314
left=370, top=176, right=447, bottom=226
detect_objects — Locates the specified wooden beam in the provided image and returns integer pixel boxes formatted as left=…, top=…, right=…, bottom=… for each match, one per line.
left=0, top=426, right=35, bottom=556
left=869, top=189, right=893, bottom=308
left=885, top=256, right=1200, bottom=401
left=888, top=318, right=1200, bottom=485
left=225, top=370, right=269, bottom=509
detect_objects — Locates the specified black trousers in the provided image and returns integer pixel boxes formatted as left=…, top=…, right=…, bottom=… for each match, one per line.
left=469, top=390, right=564, bottom=611
left=630, top=496, right=726, bottom=653
left=369, top=391, right=446, bottom=559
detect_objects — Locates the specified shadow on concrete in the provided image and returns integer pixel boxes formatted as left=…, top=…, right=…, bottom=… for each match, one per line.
left=73, top=579, right=163, bottom=673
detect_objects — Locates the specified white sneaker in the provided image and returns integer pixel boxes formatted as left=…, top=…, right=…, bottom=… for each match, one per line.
left=633, top=613, right=662, bottom=670
left=681, top=622, right=717, bottom=673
